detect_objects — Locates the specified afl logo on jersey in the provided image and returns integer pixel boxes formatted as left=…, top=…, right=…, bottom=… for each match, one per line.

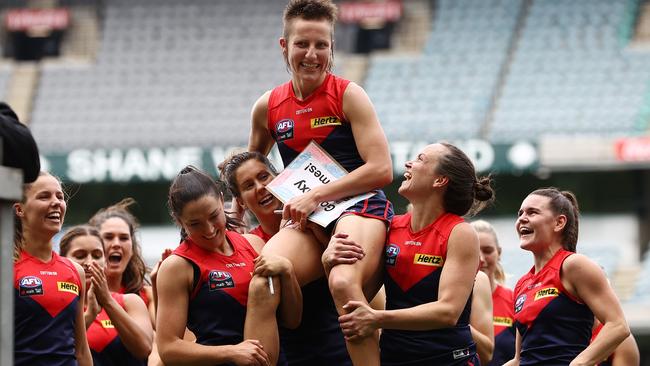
left=275, top=119, right=294, bottom=142
left=19, top=276, right=44, bottom=296
left=385, top=244, right=400, bottom=266
left=515, top=294, right=526, bottom=314
left=208, top=270, right=235, bottom=290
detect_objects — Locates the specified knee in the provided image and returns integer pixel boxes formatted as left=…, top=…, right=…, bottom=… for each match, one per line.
left=328, top=269, right=356, bottom=302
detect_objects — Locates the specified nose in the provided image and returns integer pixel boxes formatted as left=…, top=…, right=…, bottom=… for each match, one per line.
left=306, top=46, right=317, bottom=59
left=479, top=252, right=486, bottom=267
left=254, top=180, right=266, bottom=193
left=82, top=255, right=93, bottom=268
left=404, top=160, right=412, bottom=169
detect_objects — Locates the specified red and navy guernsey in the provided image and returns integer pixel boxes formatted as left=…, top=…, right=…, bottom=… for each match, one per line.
left=267, top=73, right=363, bottom=172
left=381, top=213, right=478, bottom=365
left=172, top=231, right=257, bottom=351
left=488, top=284, right=516, bottom=366
left=14, top=250, right=82, bottom=366
left=513, top=249, right=594, bottom=365
left=88, top=292, right=146, bottom=366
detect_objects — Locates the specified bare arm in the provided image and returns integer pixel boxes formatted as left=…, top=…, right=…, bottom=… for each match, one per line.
left=470, top=271, right=494, bottom=365
left=314, top=82, right=393, bottom=200
left=611, top=334, right=640, bottom=366
left=111, top=294, right=154, bottom=359
left=72, top=263, right=92, bottom=366
left=339, top=223, right=479, bottom=339
left=277, top=83, right=393, bottom=228
left=563, top=255, right=630, bottom=366
left=156, top=256, right=270, bottom=366
left=248, top=91, right=275, bottom=155
left=89, top=261, right=153, bottom=359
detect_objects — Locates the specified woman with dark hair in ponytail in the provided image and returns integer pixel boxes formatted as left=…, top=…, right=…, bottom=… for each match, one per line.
left=505, top=188, right=630, bottom=366
left=13, top=172, right=92, bottom=366
left=155, top=166, right=300, bottom=365
left=337, top=142, right=494, bottom=365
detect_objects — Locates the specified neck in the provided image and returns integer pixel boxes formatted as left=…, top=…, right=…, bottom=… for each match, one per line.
left=259, top=213, right=282, bottom=236
left=291, top=74, right=326, bottom=100
left=533, top=243, right=563, bottom=274
left=107, top=273, right=123, bottom=292
left=21, top=230, right=54, bottom=262
left=409, top=200, right=445, bottom=232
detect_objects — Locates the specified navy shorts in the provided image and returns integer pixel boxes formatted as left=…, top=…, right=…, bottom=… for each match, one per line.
left=381, top=343, right=479, bottom=366
left=328, top=189, right=394, bottom=233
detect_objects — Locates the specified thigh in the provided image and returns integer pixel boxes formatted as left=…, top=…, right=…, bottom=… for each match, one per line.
left=331, top=215, right=387, bottom=290
left=263, top=227, right=324, bottom=286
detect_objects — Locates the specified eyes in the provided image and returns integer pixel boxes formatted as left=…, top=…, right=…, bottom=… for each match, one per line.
left=189, top=213, right=220, bottom=227
left=72, top=250, right=104, bottom=261
left=102, top=233, right=131, bottom=242
left=36, top=192, right=64, bottom=201
left=241, top=172, right=272, bottom=191
left=293, top=40, right=330, bottom=50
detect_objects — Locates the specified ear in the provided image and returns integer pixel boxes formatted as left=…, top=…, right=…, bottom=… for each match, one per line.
left=13, top=203, right=24, bottom=218
left=554, top=214, right=567, bottom=233
left=432, top=176, right=449, bottom=188
left=279, top=37, right=287, bottom=52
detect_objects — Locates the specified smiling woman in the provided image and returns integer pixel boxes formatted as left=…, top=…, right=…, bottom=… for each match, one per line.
left=155, top=165, right=300, bottom=365
left=89, top=198, right=154, bottom=324
left=246, top=1, right=394, bottom=364
left=13, top=172, right=92, bottom=366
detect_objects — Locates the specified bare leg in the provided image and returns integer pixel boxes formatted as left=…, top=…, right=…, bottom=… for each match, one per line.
left=327, top=215, right=387, bottom=366
left=244, top=275, right=282, bottom=365
left=244, top=228, right=323, bottom=365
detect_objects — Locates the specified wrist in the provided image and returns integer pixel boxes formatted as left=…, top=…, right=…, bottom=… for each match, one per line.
left=374, top=309, right=387, bottom=329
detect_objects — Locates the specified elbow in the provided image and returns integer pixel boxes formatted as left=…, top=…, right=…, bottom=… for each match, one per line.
left=617, top=321, right=631, bottom=342
left=280, top=313, right=301, bottom=330
left=133, top=342, right=153, bottom=361
left=377, top=165, right=393, bottom=187
left=439, top=308, right=462, bottom=328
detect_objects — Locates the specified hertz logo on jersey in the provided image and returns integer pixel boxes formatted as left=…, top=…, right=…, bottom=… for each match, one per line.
left=534, top=287, right=559, bottom=300
left=493, top=316, right=513, bottom=327
left=57, top=281, right=79, bottom=295
left=101, top=320, right=114, bottom=328
left=413, top=254, right=444, bottom=266
left=310, top=116, right=341, bottom=128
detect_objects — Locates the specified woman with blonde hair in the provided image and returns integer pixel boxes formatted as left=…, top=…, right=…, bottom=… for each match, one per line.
left=471, top=219, right=515, bottom=365
left=13, top=172, right=92, bottom=366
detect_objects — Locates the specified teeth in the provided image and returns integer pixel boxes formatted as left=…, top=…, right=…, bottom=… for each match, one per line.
left=259, top=195, right=274, bottom=206
left=404, top=172, right=412, bottom=180
left=302, top=63, right=318, bottom=68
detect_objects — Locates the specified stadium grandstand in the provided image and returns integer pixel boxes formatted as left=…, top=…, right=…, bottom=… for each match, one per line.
left=2, top=0, right=650, bottom=363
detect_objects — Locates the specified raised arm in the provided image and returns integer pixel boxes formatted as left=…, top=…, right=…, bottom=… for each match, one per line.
left=156, top=256, right=269, bottom=366
left=88, top=261, right=153, bottom=359
left=562, top=254, right=630, bottom=366
left=470, top=271, right=494, bottom=365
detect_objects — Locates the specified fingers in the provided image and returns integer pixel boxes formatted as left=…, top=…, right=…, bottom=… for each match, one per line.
left=342, top=300, right=364, bottom=312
